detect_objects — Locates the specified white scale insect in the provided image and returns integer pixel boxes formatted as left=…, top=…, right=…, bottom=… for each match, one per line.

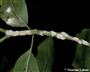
left=5, top=6, right=12, bottom=13
left=5, top=6, right=25, bottom=27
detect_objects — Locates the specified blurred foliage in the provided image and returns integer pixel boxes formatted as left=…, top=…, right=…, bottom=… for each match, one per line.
left=73, top=29, right=90, bottom=71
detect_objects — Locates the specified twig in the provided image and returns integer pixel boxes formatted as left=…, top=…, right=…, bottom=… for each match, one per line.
left=5, top=29, right=90, bottom=47
left=0, top=28, right=6, bottom=33
left=0, top=36, right=10, bottom=43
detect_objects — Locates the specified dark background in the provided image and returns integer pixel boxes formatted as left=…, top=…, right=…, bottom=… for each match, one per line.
left=0, top=0, right=90, bottom=72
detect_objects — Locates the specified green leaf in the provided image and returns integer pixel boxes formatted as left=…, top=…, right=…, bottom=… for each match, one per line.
left=0, top=0, right=28, bottom=27
left=13, top=50, right=40, bottom=72
left=73, top=29, right=90, bottom=71
left=36, top=37, right=54, bottom=72
left=0, top=0, right=3, bottom=6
